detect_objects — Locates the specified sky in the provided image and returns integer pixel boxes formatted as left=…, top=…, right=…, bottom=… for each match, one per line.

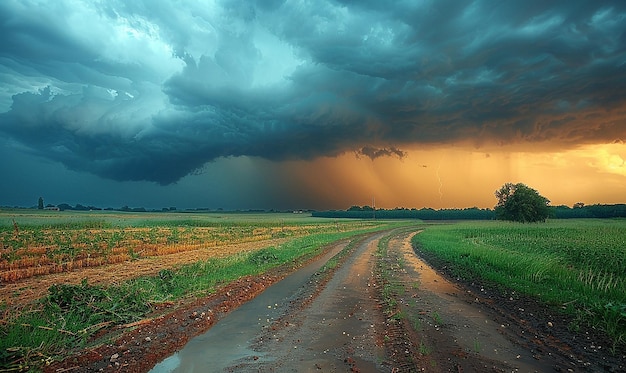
left=1, top=0, right=625, bottom=211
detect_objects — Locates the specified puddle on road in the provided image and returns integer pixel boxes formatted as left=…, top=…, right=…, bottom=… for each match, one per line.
left=397, top=232, right=549, bottom=372
left=149, top=241, right=347, bottom=373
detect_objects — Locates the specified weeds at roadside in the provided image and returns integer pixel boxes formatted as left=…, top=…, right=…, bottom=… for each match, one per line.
left=419, top=340, right=432, bottom=355
left=373, top=227, right=436, bottom=370
left=431, top=311, right=443, bottom=326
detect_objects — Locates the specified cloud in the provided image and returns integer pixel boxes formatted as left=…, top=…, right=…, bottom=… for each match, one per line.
left=356, top=146, right=406, bottom=161
left=0, top=0, right=625, bottom=185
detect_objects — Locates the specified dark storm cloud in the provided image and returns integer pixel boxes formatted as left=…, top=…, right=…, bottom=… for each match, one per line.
left=0, top=0, right=625, bottom=184
left=356, top=146, right=406, bottom=161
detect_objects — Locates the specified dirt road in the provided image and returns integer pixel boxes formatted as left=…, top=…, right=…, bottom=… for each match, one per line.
left=49, top=228, right=624, bottom=372
left=148, top=228, right=605, bottom=372
left=149, top=231, right=389, bottom=372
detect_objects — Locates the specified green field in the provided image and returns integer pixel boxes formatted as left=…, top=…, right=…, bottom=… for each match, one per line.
left=0, top=209, right=349, bottom=228
left=413, top=219, right=626, bottom=351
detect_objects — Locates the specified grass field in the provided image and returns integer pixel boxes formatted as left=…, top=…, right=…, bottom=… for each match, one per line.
left=413, top=219, right=626, bottom=351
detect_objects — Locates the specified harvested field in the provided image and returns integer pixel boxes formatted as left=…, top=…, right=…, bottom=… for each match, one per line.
left=0, top=237, right=291, bottom=306
left=0, top=211, right=373, bottom=284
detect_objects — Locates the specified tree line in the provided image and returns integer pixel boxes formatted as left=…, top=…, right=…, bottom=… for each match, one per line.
left=312, top=207, right=494, bottom=220
left=34, top=197, right=177, bottom=212
left=312, top=204, right=626, bottom=220
left=313, top=183, right=626, bottom=221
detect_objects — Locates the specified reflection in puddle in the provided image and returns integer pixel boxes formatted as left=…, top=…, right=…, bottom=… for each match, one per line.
left=401, top=235, right=458, bottom=296
left=397, top=232, right=547, bottom=372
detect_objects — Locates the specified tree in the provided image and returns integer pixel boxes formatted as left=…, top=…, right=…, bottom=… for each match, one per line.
left=494, top=183, right=550, bottom=223
left=38, top=197, right=44, bottom=210
left=57, top=203, right=72, bottom=211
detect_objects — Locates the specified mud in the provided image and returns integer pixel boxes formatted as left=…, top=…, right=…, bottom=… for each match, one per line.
left=229, top=230, right=390, bottom=372
left=391, top=231, right=564, bottom=372
left=149, top=238, right=350, bottom=372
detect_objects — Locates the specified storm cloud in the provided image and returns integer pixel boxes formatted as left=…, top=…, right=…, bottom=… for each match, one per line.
left=1, top=0, right=625, bottom=184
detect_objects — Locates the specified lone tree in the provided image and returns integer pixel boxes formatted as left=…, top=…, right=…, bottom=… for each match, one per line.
left=494, top=183, right=550, bottom=223
left=38, top=197, right=44, bottom=210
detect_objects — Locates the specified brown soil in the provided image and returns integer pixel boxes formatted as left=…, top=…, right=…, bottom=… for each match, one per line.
left=1, top=238, right=290, bottom=306
left=32, top=230, right=626, bottom=372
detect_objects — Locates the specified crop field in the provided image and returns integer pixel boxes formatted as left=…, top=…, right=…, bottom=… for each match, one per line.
left=0, top=209, right=404, bottom=370
left=413, top=219, right=626, bottom=351
left=0, top=210, right=376, bottom=283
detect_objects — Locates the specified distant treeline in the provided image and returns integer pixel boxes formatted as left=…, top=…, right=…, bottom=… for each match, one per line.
left=41, top=203, right=178, bottom=212
left=312, top=207, right=494, bottom=220
left=551, top=204, right=626, bottom=219
left=28, top=203, right=310, bottom=214
left=312, top=204, right=626, bottom=220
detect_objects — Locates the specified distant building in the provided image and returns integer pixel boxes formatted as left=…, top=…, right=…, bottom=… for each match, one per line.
left=44, top=206, right=60, bottom=211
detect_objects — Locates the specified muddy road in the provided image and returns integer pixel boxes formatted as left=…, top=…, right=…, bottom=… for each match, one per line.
left=51, top=228, right=624, bottom=372
left=147, top=228, right=612, bottom=372
left=150, top=231, right=388, bottom=372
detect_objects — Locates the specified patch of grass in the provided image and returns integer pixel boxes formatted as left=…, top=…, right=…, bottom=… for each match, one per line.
left=410, top=315, right=422, bottom=330
left=472, top=338, right=482, bottom=353
left=431, top=311, right=443, bottom=326
left=419, top=340, right=432, bottom=355
left=376, top=243, right=402, bottom=316
left=1, top=279, right=151, bottom=371
left=375, top=228, right=427, bottom=319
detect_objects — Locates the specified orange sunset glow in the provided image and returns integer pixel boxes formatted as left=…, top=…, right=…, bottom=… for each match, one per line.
left=283, top=143, right=626, bottom=210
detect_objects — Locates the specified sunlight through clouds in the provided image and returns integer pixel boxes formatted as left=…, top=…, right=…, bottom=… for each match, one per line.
left=582, top=144, right=626, bottom=177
